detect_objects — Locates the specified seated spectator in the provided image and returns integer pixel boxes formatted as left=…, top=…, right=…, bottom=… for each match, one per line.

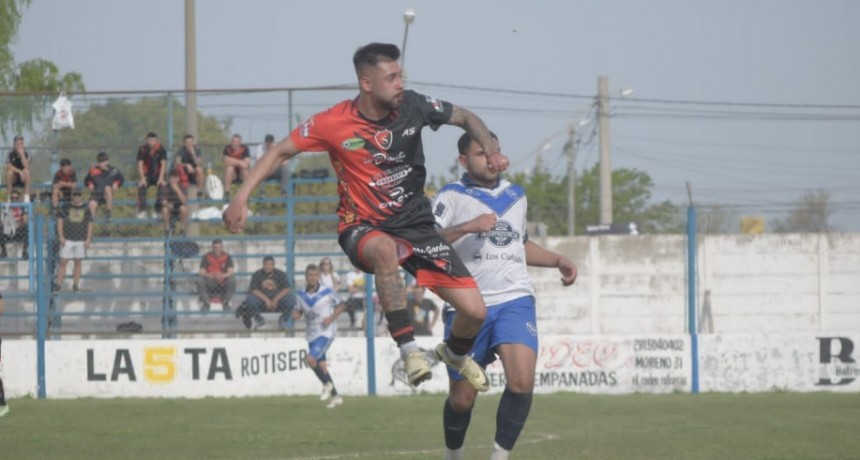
left=5, top=136, right=31, bottom=201
left=136, top=132, right=167, bottom=218
left=85, top=152, right=125, bottom=223
left=407, top=286, right=439, bottom=336
left=237, top=255, right=294, bottom=329
left=55, top=191, right=93, bottom=292
left=222, top=133, right=250, bottom=200
left=344, top=266, right=366, bottom=328
left=0, top=190, right=28, bottom=259
left=319, top=257, right=341, bottom=292
left=195, top=239, right=237, bottom=311
left=175, top=134, right=204, bottom=197
left=51, top=158, right=78, bottom=212
left=156, top=169, right=189, bottom=235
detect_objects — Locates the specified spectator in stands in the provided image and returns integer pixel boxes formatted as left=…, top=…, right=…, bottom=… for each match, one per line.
left=0, top=189, right=28, bottom=259
left=237, top=255, right=294, bottom=330
left=292, top=263, right=346, bottom=409
left=136, top=132, right=167, bottom=218
left=55, top=191, right=93, bottom=292
left=252, top=134, right=275, bottom=168
left=344, top=266, right=366, bottom=328
left=407, top=286, right=439, bottom=336
left=196, top=239, right=237, bottom=311
left=222, top=134, right=250, bottom=200
left=51, top=158, right=78, bottom=213
left=157, top=169, right=189, bottom=235
left=175, top=134, right=204, bottom=198
left=0, top=291, right=7, bottom=417
left=85, top=152, right=125, bottom=223
left=5, top=135, right=31, bottom=202
left=319, top=257, right=341, bottom=292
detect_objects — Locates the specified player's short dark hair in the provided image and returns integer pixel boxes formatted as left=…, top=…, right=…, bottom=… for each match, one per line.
left=457, top=131, right=498, bottom=155
left=13, top=135, right=23, bottom=142
left=264, top=134, right=274, bottom=142
left=263, top=255, right=275, bottom=263
left=212, top=239, right=222, bottom=245
left=353, top=43, right=400, bottom=73
left=60, top=158, right=72, bottom=166
left=306, top=263, right=320, bottom=273
left=96, top=152, right=109, bottom=162
left=183, top=134, right=194, bottom=141
left=146, top=132, right=158, bottom=139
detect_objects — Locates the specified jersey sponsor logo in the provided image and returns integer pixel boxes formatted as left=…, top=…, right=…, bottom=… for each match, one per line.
left=480, top=220, right=521, bottom=247
left=369, top=165, right=411, bottom=188
left=365, top=151, right=406, bottom=166
left=402, top=126, right=417, bottom=137
left=300, top=117, right=314, bottom=138
left=433, top=202, right=446, bottom=217
left=425, top=96, right=444, bottom=113
left=341, top=137, right=365, bottom=151
left=378, top=187, right=415, bottom=209
left=374, top=129, right=393, bottom=150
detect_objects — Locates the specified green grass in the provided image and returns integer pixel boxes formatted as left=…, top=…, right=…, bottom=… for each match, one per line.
left=1, top=393, right=859, bottom=459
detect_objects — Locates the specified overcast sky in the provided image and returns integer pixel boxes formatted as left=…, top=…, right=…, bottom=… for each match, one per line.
left=10, top=0, right=860, bottom=230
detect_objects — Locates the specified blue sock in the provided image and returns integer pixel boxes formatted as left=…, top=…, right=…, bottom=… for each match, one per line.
left=443, top=398, right=473, bottom=450
left=495, top=389, right=533, bottom=451
left=311, top=365, right=327, bottom=384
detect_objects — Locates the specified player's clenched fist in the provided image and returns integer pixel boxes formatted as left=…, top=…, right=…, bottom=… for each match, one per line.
left=468, top=213, right=498, bottom=234
left=222, top=199, right=247, bottom=233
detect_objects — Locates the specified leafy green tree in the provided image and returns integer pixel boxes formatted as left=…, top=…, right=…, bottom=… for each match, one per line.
left=1, top=0, right=85, bottom=138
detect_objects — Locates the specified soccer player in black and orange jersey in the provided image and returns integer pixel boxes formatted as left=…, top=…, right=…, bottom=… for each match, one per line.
left=224, top=43, right=509, bottom=392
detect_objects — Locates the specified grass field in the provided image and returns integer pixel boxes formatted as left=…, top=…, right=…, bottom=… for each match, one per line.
left=1, top=392, right=859, bottom=459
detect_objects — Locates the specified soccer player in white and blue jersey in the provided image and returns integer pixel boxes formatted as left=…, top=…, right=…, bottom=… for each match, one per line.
left=292, top=264, right=347, bottom=409
left=432, top=133, right=578, bottom=460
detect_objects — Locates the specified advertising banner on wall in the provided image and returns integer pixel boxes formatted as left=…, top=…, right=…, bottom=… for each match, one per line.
left=377, top=335, right=691, bottom=396
left=700, top=334, right=860, bottom=392
left=2, top=340, right=38, bottom=398
left=44, top=338, right=368, bottom=398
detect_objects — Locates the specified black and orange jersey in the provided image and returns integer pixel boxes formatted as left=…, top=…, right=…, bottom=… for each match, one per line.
left=222, top=144, right=250, bottom=160
left=136, top=143, right=167, bottom=178
left=52, top=169, right=77, bottom=185
left=290, top=90, right=453, bottom=232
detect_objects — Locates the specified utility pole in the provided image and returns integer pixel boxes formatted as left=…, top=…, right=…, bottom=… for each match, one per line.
left=564, top=123, right=577, bottom=236
left=185, top=0, right=198, bottom=139
left=597, top=76, right=612, bottom=225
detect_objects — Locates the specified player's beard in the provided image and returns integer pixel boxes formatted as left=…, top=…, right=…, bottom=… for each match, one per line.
left=377, top=92, right=402, bottom=112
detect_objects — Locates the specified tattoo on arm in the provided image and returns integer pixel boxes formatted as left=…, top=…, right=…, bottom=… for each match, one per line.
left=449, top=105, right=495, bottom=152
left=374, top=269, right=406, bottom=313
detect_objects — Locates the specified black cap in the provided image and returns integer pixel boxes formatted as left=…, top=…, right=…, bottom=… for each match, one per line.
left=212, top=239, right=223, bottom=245
left=265, top=134, right=275, bottom=142
left=263, top=256, right=275, bottom=263
left=146, top=132, right=158, bottom=139
left=97, top=152, right=109, bottom=162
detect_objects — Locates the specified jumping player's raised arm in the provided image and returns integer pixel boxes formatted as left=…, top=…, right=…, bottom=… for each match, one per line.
left=223, top=137, right=302, bottom=233
left=447, top=105, right=509, bottom=172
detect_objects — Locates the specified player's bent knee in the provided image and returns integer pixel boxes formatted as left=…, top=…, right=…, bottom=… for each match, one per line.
left=306, top=356, right=317, bottom=368
left=448, top=391, right=476, bottom=412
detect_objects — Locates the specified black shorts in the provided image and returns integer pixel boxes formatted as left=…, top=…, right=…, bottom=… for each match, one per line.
left=338, top=222, right=476, bottom=289
left=89, top=190, right=107, bottom=205
left=155, top=200, right=183, bottom=215
left=10, top=171, right=26, bottom=187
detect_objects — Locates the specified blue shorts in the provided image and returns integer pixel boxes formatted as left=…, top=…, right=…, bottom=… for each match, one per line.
left=443, top=295, right=538, bottom=381
left=308, top=336, right=333, bottom=362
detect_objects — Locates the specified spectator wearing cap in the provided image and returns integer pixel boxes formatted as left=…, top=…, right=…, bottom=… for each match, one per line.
left=85, top=152, right=125, bottom=223
left=136, top=132, right=168, bottom=218
left=55, top=190, right=93, bottom=292
left=196, top=239, right=237, bottom=311
left=6, top=135, right=31, bottom=201
left=237, top=255, right=294, bottom=329
left=51, top=158, right=78, bottom=212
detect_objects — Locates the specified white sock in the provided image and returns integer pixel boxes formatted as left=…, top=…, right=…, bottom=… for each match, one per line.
left=489, top=441, right=510, bottom=460
left=399, top=340, right=419, bottom=358
left=444, top=447, right=464, bottom=460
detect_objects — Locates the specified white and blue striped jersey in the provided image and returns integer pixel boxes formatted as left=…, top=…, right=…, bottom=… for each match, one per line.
left=432, top=176, right=534, bottom=307
left=295, top=286, right=343, bottom=341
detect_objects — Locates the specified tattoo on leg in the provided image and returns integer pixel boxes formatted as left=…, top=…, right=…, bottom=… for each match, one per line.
left=375, top=269, right=406, bottom=313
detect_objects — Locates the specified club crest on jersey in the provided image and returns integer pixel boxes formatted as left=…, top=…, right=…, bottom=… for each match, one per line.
left=374, top=129, right=393, bottom=150
left=425, top=95, right=444, bottom=113
left=480, top=220, right=521, bottom=247
left=341, top=137, right=365, bottom=151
